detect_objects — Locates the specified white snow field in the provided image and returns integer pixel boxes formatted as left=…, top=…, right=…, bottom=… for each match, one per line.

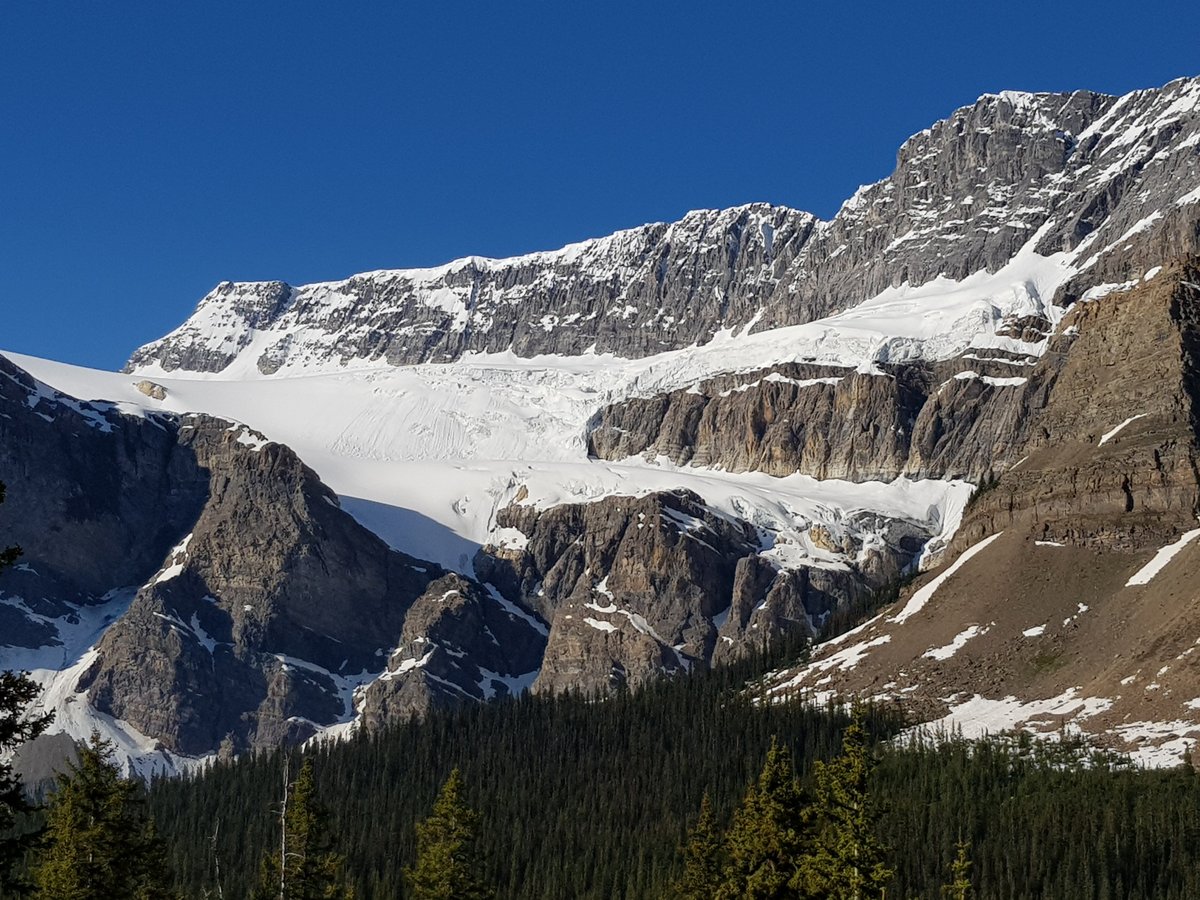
left=4, top=219, right=1084, bottom=573
left=4, top=348, right=974, bottom=578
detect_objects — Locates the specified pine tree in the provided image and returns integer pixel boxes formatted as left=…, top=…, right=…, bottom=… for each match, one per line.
left=795, top=713, right=893, bottom=900
left=1, top=479, right=54, bottom=894
left=32, top=732, right=177, bottom=900
left=0, top=481, right=20, bottom=573
left=405, top=768, right=494, bottom=900
left=251, top=758, right=352, bottom=900
left=674, top=793, right=723, bottom=900
left=716, top=738, right=812, bottom=900
left=0, top=671, right=53, bottom=893
left=941, top=840, right=972, bottom=899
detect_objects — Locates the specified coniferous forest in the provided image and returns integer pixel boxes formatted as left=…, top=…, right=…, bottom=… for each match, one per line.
left=1, top=636, right=1200, bottom=897
left=123, top=641, right=1199, bottom=900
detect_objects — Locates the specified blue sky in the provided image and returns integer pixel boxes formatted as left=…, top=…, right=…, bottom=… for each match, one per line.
left=4, top=1, right=1199, bottom=370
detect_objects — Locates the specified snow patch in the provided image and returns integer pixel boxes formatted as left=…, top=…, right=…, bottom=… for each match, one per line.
left=923, top=624, right=989, bottom=661
left=1125, top=527, right=1200, bottom=586
left=1098, top=414, right=1147, bottom=446
left=891, top=533, right=1003, bottom=624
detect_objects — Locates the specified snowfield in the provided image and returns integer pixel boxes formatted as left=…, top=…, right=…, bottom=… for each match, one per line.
left=3, top=348, right=978, bottom=579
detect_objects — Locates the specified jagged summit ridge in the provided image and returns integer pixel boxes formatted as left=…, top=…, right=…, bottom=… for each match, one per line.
left=126, top=76, right=1200, bottom=378
left=129, top=203, right=812, bottom=374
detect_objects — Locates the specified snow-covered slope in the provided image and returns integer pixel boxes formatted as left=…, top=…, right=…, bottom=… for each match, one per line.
left=6, top=350, right=970, bottom=576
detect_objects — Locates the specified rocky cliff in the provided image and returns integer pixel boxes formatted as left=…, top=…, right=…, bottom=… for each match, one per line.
left=473, top=489, right=931, bottom=692
left=586, top=356, right=1030, bottom=483
left=771, top=263, right=1200, bottom=763
left=126, top=78, right=1200, bottom=376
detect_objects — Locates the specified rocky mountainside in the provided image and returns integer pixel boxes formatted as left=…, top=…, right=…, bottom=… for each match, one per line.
left=771, top=263, right=1200, bottom=764
left=127, top=78, right=1200, bottom=376
left=4, top=75, right=1200, bottom=770
left=0, top=358, right=547, bottom=764
left=0, top=353, right=924, bottom=767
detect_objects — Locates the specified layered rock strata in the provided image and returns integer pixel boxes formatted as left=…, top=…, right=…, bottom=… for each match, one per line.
left=474, top=490, right=931, bottom=692
left=128, top=79, right=1200, bottom=375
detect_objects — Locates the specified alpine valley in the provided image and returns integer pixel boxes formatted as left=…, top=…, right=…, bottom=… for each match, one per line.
left=5, top=74, right=1200, bottom=776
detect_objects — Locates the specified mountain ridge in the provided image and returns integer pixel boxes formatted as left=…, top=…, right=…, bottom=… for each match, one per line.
left=126, top=76, right=1200, bottom=377
left=4, top=73, right=1200, bottom=771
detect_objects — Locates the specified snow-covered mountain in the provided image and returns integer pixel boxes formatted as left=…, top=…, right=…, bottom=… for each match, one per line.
left=3, top=75, right=1200, bottom=775
left=129, top=77, right=1200, bottom=376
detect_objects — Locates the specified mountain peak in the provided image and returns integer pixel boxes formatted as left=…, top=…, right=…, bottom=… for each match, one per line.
left=127, top=75, right=1200, bottom=380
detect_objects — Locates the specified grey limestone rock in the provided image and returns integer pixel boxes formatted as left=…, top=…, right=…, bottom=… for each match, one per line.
left=356, top=573, right=547, bottom=729
left=475, top=489, right=931, bottom=694
left=127, top=79, right=1200, bottom=377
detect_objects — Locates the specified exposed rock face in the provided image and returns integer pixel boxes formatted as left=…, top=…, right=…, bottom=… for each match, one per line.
left=80, top=416, right=444, bottom=754
left=951, top=261, right=1200, bottom=554
left=773, top=265, right=1200, bottom=761
left=0, top=356, right=208, bottom=611
left=356, top=574, right=547, bottom=730
left=134, top=380, right=167, bottom=400
left=478, top=490, right=760, bottom=693
left=127, top=205, right=816, bottom=372
left=474, top=490, right=931, bottom=692
left=126, top=78, right=1200, bottom=376
left=587, top=356, right=1029, bottom=483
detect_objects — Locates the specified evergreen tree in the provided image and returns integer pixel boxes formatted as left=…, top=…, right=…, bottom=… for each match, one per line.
left=796, top=714, right=893, bottom=900
left=1, top=479, right=54, bottom=894
left=251, top=758, right=352, bottom=900
left=674, top=793, right=722, bottom=900
left=404, top=768, right=493, bottom=900
left=716, top=738, right=811, bottom=899
left=0, top=671, right=52, bottom=894
left=31, top=733, right=177, bottom=900
left=941, top=841, right=972, bottom=900
left=0, top=482, right=20, bottom=573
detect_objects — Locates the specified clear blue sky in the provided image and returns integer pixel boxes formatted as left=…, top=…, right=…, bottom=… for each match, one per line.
left=3, top=1, right=1198, bottom=370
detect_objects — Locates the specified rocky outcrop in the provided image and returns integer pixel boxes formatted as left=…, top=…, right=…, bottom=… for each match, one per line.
left=356, top=574, right=546, bottom=730
left=477, top=490, right=759, bottom=693
left=587, top=355, right=1030, bottom=483
left=0, top=356, right=209, bottom=614
left=474, top=490, right=932, bottom=692
left=950, top=261, right=1200, bottom=554
left=78, top=416, right=445, bottom=754
left=127, top=78, right=1200, bottom=376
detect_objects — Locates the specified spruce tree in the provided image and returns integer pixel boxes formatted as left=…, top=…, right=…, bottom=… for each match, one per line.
left=674, top=793, right=723, bottom=900
left=716, top=738, right=812, bottom=899
left=32, top=733, right=177, bottom=900
left=0, top=481, right=20, bottom=573
left=251, top=758, right=352, bottom=900
left=405, top=768, right=494, bottom=900
left=941, top=840, right=972, bottom=899
left=795, top=713, right=893, bottom=900
left=1, top=479, right=54, bottom=894
left=0, top=671, right=52, bottom=893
